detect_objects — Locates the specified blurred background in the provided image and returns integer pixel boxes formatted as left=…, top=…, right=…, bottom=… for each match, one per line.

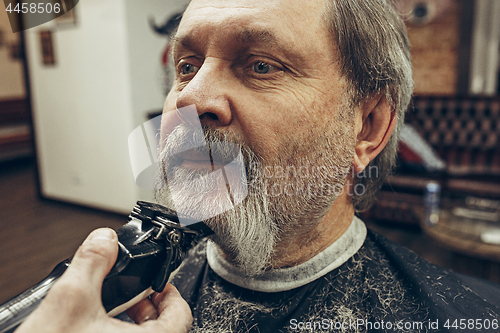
left=0, top=0, right=499, bottom=304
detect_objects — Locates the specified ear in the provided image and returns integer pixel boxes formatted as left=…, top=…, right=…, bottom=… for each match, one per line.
left=352, top=94, right=397, bottom=174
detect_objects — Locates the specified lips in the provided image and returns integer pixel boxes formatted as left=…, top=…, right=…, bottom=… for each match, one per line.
left=173, top=149, right=211, bottom=170
left=174, top=147, right=243, bottom=172
left=179, top=150, right=212, bottom=162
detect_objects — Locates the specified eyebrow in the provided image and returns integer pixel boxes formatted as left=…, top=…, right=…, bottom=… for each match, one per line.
left=237, top=29, right=279, bottom=47
left=171, top=28, right=280, bottom=51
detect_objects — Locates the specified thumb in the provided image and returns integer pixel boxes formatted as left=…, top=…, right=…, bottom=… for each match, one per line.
left=61, top=228, right=119, bottom=298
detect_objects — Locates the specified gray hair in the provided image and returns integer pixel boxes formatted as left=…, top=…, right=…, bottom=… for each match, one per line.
left=325, top=0, right=414, bottom=211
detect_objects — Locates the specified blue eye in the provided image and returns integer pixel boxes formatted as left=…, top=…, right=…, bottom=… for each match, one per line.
left=181, top=63, right=199, bottom=75
left=253, top=62, right=271, bottom=74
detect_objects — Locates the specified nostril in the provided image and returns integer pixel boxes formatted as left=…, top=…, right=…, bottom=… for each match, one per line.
left=200, top=113, right=219, bottom=122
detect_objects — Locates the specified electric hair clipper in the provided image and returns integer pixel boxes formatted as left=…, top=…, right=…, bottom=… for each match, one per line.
left=0, top=201, right=212, bottom=333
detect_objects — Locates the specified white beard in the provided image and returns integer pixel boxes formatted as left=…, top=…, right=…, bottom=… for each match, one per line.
left=155, top=106, right=355, bottom=277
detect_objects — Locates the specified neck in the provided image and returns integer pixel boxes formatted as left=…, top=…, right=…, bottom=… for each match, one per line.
left=270, top=186, right=355, bottom=269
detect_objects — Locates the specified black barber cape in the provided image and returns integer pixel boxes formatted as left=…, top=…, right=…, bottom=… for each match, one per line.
left=171, top=217, right=500, bottom=333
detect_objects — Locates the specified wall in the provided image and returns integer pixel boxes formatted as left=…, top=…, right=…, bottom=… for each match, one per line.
left=125, top=0, right=188, bottom=127
left=25, top=0, right=186, bottom=213
left=124, top=0, right=190, bottom=202
left=0, top=4, right=25, bottom=99
left=406, top=0, right=461, bottom=95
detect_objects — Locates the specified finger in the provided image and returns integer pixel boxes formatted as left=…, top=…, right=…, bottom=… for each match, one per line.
left=126, top=297, right=159, bottom=324
left=61, top=228, right=119, bottom=297
left=143, top=284, right=192, bottom=332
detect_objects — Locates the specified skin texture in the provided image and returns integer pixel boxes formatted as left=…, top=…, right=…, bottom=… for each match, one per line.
left=17, top=0, right=397, bottom=331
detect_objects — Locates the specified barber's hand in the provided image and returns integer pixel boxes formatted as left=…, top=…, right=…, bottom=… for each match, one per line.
left=15, top=228, right=193, bottom=333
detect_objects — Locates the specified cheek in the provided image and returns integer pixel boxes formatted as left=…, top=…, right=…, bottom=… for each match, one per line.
left=236, top=96, right=318, bottom=164
left=232, top=94, right=297, bottom=156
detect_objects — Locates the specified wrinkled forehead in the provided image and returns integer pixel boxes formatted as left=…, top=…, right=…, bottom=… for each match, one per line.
left=176, top=0, right=333, bottom=54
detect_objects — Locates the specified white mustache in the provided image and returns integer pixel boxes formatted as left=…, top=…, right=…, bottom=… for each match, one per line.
left=162, top=124, right=247, bottom=167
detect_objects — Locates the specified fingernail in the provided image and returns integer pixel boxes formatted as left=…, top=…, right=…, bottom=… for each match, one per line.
left=89, top=228, right=115, bottom=241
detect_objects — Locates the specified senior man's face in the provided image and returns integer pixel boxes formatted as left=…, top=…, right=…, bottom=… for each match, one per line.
left=155, top=0, right=356, bottom=275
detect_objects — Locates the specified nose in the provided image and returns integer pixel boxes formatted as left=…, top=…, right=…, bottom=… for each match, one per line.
left=175, top=60, right=233, bottom=127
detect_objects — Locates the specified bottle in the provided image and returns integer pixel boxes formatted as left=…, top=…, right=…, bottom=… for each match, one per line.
left=424, top=182, right=441, bottom=226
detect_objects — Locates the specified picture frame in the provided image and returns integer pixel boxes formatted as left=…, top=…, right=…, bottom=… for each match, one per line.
left=55, top=5, right=77, bottom=26
left=39, top=30, right=55, bottom=65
